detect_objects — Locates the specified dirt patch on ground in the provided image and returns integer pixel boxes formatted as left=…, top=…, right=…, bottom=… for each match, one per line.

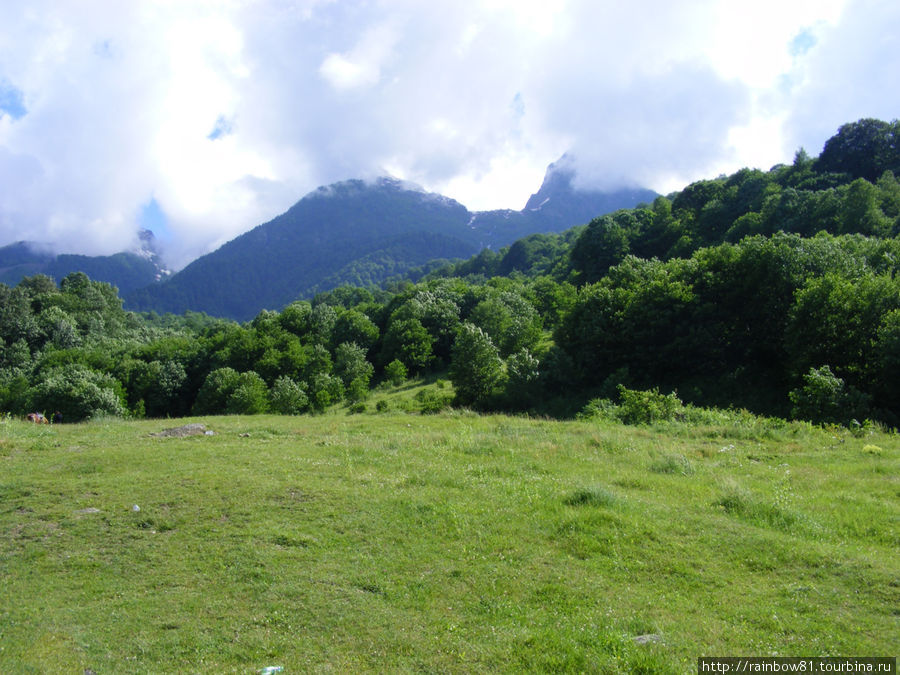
left=150, top=424, right=214, bottom=438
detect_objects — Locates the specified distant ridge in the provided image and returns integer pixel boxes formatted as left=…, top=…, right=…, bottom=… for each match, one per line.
left=0, top=230, right=170, bottom=294
left=125, top=165, right=657, bottom=320
left=470, top=159, right=657, bottom=247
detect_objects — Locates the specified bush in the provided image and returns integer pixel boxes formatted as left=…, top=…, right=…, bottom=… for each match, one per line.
left=384, top=359, right=408, bottom=386
left=345, top=376, right=370, bottom=403
left=0, top=374, right=31, bottom=415
left=415, top=388, right=453, bottom=414
left=225, top=372, right=270, bottom=415
left=334, top=342, right=374, bottom=389
left=789, top=365, right=870, bottom=425
left=270, top=376, right=308, bottom=415
left=193, top=367, right=241, bottom=415
left=194, top=368, right=270, bottom=416
left=132, top=359, right=187, bottom=418
left=381, top=317, right=433, bottom=372
left=578, top=386, right=683, bottom=425
left=30, top=365, right=127, bottom=422
left=450, top=322, right=506, bottom=408
left=504, top=348, right=540, bottom=407
left=576, top=397, right=620, bottom=421
left=308, top=373, right=344, bottom=413
left=616, top=385, right=682, bottom=424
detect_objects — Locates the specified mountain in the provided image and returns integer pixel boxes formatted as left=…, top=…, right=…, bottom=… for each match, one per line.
left=469, top=158, right=657, bottom=247
left=126, top=178, right=476, bottom=320
left=126, top=167, right=657, bottom=321
left=0, top=230, right=170, bottom=294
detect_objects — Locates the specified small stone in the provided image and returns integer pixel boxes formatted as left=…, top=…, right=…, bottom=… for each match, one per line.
left=150, top=423, right=211, bottom=438
left=131, top=504, right=141, bottom=512
left=633, top=633, right=663, bottom=645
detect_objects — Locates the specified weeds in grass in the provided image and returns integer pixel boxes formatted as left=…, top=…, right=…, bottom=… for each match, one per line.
left=0, top=413, right=895, bottom=672
left=564, top=485, right=618, bottom=507
left=648, top=454, right=694, bottom=475
left=715, top=487, right=799, bottom=532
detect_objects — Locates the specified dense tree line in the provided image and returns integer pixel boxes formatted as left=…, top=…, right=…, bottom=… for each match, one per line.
left=0, top=270, right=551, bottom=421
left=2, top=119, right=899, bottom=426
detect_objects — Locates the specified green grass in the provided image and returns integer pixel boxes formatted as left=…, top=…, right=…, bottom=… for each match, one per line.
left=0, top=407, right=897, bottom=673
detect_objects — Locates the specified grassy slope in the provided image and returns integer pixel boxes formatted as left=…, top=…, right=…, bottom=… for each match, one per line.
left=0, top=405, right=897, bottom=673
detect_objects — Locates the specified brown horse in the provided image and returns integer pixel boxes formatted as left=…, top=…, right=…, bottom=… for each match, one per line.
left=26, top=412, right=48, bottom=424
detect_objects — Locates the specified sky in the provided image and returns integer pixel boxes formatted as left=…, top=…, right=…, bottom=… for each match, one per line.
left=0, top=0, right=897, bottom=270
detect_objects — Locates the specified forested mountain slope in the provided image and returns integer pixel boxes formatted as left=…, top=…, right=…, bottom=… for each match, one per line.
left=430, top=118, right=900, bottom=284
left=3, top=118, right=900, bottom=426
left=125, top=170, right=656, bottom=321
left=0, top=231, right=167, bottom=294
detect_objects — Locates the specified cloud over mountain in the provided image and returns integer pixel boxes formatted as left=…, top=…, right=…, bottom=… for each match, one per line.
left=0, top=0, right=895, bottom=269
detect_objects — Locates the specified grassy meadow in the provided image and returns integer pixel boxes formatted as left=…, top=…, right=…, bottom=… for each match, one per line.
left=1, top=394, right=898, bottom=672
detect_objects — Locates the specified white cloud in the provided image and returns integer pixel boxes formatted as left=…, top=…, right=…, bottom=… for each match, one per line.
left=0, top=0, right=894, bottom=269
left=319, top=22, right=398, bottom=90
left=784, top=0, right=900, bottom=155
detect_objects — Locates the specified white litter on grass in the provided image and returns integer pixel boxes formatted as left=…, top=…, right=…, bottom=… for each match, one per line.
left=150, top=423, right=213, bottom=438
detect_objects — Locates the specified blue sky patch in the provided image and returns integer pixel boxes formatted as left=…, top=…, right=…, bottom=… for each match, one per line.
left=0, top=80, right=27, bottom=120
left=93, top=39, right=115, bottom=59
left=139, top=198, right=171, bottom=240
left=789, top=29, right=817, bottom=57
left=208, top=115, right=233, bottom=140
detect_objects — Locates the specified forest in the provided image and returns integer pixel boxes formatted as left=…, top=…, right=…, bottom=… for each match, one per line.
left=1, top=118, right=899, bottom=427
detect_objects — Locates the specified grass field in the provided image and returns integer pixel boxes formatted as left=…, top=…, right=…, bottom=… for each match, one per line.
left=1, top=401, right=897, bottom=673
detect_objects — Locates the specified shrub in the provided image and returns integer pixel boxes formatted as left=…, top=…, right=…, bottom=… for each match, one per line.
left=576, top=397, right=620, bottom=421
left=616, top=385, right=682, bottom=424
left=194, top=368, right=270, bottom=415
left=132, top=359, right=187, bottom=418
left=308, top=373, right=344, bottom=413
left=384, top=359, right=408, bottom=386
left=415, top=388, right=453, bottom=414
left=270, top=376, right=308, bottom=415
left=789, top=365, right=870, bottom=425
left=578, top=386, right=683, bottom=425
left=504, top=348, right=540, bottom=407
left=193, top=367, right=240, bottom=415
left=334, top=342, right=374, bottom=389
left=381, top=317, right=433, bottom=372
left=450, top=322, right=506, bottom=408
left=345, top=376, right=370, bottom=403
left=225, top=372, right=270, bottom=415
left=30, top=365, right=127, bottom=422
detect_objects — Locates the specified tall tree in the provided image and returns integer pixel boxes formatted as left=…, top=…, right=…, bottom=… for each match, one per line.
left=450, top=322, right=506, bottom=408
